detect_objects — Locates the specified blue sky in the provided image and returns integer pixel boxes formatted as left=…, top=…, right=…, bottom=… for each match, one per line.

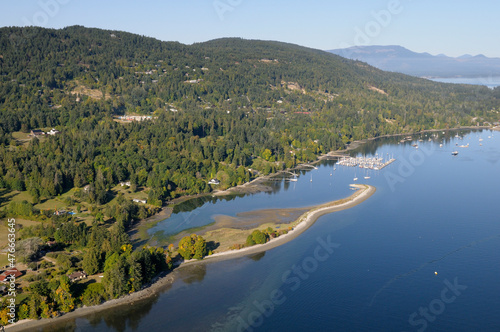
left=1, top=0, right=499, bottom=57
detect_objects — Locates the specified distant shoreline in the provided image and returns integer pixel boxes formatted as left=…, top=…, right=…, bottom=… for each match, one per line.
left=6, top=184, right=375, bottom=332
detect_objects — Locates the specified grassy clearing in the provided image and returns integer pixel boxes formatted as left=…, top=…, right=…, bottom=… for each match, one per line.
left=204, top=221, right=291, bottom=252
left=11, top=131, right=32, bottom=140
left=0, top=218, right=39, bottom=250
left=0, top=190, right=33, bottom=208
left=0, top=254, right=9, bottom=267
left=34, top=188, right=80, bottom=211
left=109, top=184, right=149, bottom=202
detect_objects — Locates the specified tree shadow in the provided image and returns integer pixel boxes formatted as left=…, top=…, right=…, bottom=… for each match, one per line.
left=248, top=251, right=266, bottom=261
left=0, top=189, right=17, bottom=207
left=206, top=241, right=220, bottom=252
left=70, top=278, right=96, bottom=299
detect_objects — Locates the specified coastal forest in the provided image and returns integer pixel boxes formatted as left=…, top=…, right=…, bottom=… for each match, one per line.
left=0, top=25, right=499, bottom=323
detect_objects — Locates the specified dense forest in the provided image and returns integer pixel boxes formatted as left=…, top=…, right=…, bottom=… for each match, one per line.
left=0, top=25, right=499, bottom=323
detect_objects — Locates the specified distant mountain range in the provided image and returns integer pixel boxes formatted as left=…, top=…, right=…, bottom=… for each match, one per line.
left=328, top=45, right=500, bottom=78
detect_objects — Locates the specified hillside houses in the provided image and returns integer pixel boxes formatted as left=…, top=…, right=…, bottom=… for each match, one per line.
left=117, top=115, right=155, bottom=122
left=30, top=128, right=60, bottom=136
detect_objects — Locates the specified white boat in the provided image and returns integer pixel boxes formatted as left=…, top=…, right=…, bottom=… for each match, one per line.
left=439, top=144, right=443, bottom=148
left=353, top=177, right=358, bottom=181
left=452, top=151, right=459, bottom=156
left=364, top=176, right=370, bottom=179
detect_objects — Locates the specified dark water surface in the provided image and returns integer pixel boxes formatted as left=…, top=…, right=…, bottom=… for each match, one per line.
left=36, top=130, right=500, bottom=332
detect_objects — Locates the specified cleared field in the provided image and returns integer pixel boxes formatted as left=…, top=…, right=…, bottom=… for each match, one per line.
left=0, top=189, right=33, bottom=208
left=0, top=218, right=39, bottom=249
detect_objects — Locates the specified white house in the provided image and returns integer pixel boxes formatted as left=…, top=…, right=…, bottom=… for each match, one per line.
left=208, top=179, right=220, bottom=185
left=47, top=128, right=60, bottom=135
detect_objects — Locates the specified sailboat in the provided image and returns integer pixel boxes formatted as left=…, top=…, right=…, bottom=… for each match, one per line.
left=310, top=174, right=313, bottom=182
left=353, top=172, right=358, bottom=181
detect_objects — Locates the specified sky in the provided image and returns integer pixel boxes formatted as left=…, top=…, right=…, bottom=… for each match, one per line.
left=1, top=0, right=499, bottom=58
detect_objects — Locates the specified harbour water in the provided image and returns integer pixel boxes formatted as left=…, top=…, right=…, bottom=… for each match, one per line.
left=34, top=129, right=500, bottom=332
left=428, top=76, right=500, bottom=89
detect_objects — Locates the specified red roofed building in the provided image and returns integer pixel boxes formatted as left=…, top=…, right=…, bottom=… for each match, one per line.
left=0, top=268, right=22, bottom=282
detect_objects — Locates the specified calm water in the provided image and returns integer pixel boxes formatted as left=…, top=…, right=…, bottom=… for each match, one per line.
left=429, top=76, right=500, bottom=89
left=36, top=130, right=500, bottom=332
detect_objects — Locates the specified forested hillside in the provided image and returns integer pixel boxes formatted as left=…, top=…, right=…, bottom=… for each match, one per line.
left=1, top=25, right=499, bottom=204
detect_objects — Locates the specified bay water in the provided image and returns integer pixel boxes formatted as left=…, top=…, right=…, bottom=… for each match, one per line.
left=36, top=130, right=500, bottom=332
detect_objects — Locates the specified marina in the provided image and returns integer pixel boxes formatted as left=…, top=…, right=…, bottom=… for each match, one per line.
left=337, top=154, right=396, bottom=170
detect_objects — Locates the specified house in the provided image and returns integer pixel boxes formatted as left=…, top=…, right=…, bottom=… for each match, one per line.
left=68, top=271, right=87, bottom=282
left=0, top=268, right=23, bottom=283
left=47, top=128, right=60, bottom=135
left=208, top=178, right=220, bottom=185
left=119, top=181, right=131, bottom=187
left=31, top=129, right=45, bottom=136
left=133, top=199, right=147, bottom=204
left=54, top=210, right=67, bottom=216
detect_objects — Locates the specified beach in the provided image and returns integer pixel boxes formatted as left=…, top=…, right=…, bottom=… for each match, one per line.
left=6, top=184, right=375, bottom=332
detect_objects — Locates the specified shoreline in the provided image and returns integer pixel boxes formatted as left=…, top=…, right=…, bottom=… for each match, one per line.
left=129, top=125, right=491, bottom=248
left=7, top=184, right=375, bottom=332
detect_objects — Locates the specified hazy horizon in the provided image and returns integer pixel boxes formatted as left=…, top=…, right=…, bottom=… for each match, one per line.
left=1, top=0, right=499, bottom=58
